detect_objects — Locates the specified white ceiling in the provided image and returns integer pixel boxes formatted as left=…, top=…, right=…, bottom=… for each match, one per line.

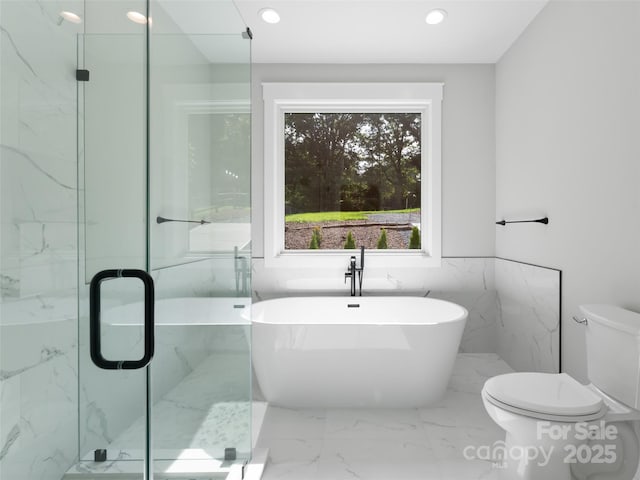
left=233, top=0, right=549, bottom=64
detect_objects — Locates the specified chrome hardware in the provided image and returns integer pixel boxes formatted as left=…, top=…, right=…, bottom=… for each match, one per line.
left=572, top=316, right=588, bottom=325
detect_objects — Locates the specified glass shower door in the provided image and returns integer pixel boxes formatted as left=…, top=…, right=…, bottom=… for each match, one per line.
left=77, top=26, right=151, bottom=477
left=76, top=1, right=252, bottom=478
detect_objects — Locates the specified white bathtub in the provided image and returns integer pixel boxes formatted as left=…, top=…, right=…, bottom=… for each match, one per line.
left=102, top=297, right=251, bottom=326
left=251, top=296, right=468, bottom=408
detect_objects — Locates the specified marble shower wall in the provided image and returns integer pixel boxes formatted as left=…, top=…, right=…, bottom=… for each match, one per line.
left=495, top=258, right=561, bottom=373
left=0, top=0, right=83, bottom=479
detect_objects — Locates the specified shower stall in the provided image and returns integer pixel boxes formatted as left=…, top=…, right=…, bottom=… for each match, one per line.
left=0, top=0, right=253, bottom=478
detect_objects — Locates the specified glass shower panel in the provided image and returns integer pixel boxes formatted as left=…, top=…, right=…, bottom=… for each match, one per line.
left=76, top=0, right=251, bottom=476
left=77, top=30, right=149, bottom=475
left=148, top=31, right=252, bottom=470
left=82, top=34, right=147, bottom=282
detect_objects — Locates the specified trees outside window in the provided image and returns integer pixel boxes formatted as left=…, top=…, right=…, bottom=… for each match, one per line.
left=284, top=112, right=421, bottom=250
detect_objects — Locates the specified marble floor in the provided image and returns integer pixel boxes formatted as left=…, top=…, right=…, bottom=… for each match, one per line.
left=254, top=353, right=514, bottom=480
left=66, top=353, right=513, bottom=479
left=64, top=352, right=255, bottom=479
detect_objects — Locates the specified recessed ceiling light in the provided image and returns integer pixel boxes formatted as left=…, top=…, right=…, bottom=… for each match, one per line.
left=127, top=11, right=148, bottom=24
left=59, top=11, right=82, bottom=24
left=425, top=9, right=447, bottom=25
left=259, top=8, right=280, bottom=24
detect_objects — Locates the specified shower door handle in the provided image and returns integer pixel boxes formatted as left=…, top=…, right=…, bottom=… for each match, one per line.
left=89, top=269, right=155, bottom=370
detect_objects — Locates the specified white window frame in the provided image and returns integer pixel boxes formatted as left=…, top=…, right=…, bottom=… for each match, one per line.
left=263, top=82, right=443, bottom=269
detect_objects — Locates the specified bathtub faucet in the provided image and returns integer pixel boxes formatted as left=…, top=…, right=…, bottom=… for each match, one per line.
left=234, top=246, right=250, bottom=297
left=344, top=246, right=365, bottom=296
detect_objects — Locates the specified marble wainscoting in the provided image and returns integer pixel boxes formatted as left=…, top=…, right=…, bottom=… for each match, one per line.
left=252, top=256, right=562, bottom=371
left=252, top=257, right=499, bottom=354
left=428, top=258, right=498, bottom=354
left=254, top=353, right=513, bottom=480
left=495, top=258, right=561, bottom=373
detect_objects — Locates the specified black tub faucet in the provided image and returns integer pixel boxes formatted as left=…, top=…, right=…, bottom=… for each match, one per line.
left=234, top=246, right=250, bottom=297
left=344, top=246, right=365, bottom=296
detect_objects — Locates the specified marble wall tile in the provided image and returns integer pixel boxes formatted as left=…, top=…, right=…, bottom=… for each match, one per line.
left=0, top=349, right=78, bottom=480
left=431, top=290, right=498, bottom=354
left=253, top=257, right=499, bottom=354
left=78, top=348, right=147, bottom=451
left=495, top=258, right=560, bottom=373
left=0, top=376, right=21, bottom=457
left=252, top=257, right=495, bottom=298
left=0, top=314, right=76, bottom=376
left=0, top=0, right=82, bottom=477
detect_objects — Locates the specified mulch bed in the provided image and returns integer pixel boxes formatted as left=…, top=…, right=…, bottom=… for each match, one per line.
left=285, top=221, right=413, bottom=250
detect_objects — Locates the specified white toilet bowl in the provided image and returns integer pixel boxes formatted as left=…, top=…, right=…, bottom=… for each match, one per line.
left=482, top=372, right=640, bottom=480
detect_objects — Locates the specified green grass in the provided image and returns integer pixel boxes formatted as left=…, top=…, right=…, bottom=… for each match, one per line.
left=285, top=208, right=420, bottom=223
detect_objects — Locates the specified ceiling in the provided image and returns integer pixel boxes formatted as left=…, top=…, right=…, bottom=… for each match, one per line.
left=233, top=0, right=549, bottom=64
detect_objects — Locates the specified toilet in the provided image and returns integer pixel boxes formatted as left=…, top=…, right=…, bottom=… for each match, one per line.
left=482, top=304, right=640, bottom=480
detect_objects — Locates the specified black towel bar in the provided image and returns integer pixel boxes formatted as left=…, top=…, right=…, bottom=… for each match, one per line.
left=496, top=217, right=548, bottom=226
left=156, top=216, right=210, bottom=225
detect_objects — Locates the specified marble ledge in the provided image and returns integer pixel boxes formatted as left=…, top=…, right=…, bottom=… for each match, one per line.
left=0, top=290, right=77, bottom=325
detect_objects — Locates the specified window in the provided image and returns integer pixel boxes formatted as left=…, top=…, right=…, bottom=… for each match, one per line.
left=285, top=112, right=422, bottom=250
left=186, top=109, right=251, bottom=253
left=263, top=82, right=442, bottom=268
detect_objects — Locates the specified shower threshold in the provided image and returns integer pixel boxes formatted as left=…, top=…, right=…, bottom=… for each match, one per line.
left=63, top=447, right=268, bottom=480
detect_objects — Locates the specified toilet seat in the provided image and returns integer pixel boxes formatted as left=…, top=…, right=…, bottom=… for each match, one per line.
left=483, top=372, right=607, bottom=422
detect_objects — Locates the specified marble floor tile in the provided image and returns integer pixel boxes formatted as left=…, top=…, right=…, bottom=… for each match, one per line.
left=67, top=353, right=512, bottom=479
left=256, top=353, right=513, bottom=480
left=324, top=408, right=425, bottom=441
left=265, top=438, right=324, bottom=464
left=258, top=406, right=327, bottom=440
left=66, top=352, right=253, bottom=478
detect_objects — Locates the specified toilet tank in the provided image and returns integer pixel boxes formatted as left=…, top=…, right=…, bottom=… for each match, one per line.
left=581, top=304, right=640, bottom=409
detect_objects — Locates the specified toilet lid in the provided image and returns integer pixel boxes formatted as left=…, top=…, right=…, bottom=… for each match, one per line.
left=484, top=372, right=604, bottom=417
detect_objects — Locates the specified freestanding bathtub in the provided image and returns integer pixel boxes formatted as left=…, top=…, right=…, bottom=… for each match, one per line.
left=252, top=296, right=468, bottom=408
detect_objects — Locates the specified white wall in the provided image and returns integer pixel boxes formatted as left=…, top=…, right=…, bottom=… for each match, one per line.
left=496, top=0, right=640, bottom=381
left=251, top=63, right=496, bottom=263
